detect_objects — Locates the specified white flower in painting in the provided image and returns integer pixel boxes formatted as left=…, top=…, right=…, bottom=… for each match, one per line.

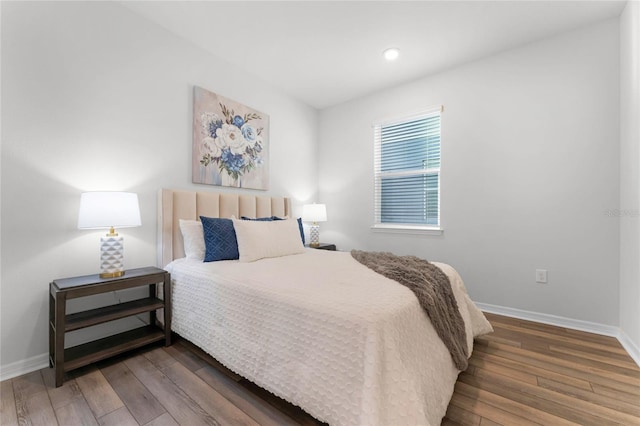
left=200, top=137, right=221, bottom=158
left=216, top=123, right=248, bottom=155
left=201, top=112, right=223, bottom=138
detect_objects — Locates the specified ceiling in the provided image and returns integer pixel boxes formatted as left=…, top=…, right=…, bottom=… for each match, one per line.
left=121, top=1, right=626, bottom=110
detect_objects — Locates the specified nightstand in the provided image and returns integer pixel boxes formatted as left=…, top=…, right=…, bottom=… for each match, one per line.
left=306, top=243, right=337, bottom=251
left=49, top=267, right=171, bottom=387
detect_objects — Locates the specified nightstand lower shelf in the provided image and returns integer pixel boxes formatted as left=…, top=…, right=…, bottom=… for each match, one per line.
left=64, top=297, right=165, bottom=331
left=62, top=325, right=165, bottom=372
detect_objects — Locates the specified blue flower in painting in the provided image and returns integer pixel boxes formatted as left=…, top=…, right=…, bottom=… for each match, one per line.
left=241, top=124, right=256, bottom=142
left=208, top=120, right=223, bottom=138
left=253, top=141, right=262, bottom=153
left=221, top=148, right=245, bottom=174
left=232, top=115, right=245, bottom=129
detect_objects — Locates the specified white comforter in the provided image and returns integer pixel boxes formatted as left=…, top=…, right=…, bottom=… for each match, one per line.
left=166, top=249, right=492, bottom=426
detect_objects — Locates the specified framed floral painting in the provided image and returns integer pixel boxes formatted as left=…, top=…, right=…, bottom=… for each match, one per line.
left=192, top=86, right=269, bottom=190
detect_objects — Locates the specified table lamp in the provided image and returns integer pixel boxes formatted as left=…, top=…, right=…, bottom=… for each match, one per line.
left=302, top=203, right=327, bottom=247
left=78, top=192, right=141, bottom=278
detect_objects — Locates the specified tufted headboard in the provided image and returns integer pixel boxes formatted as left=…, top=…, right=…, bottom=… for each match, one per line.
left=157, top=188, right=292, bottom=267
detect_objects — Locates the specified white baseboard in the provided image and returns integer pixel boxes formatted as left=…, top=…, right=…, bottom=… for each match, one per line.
left=475, top=302, right=640, bottom=367
left=617, top=329, right=640, bottom=368
left=0, top=353, right=49, bottom=382
left=475, top=302, right=620, bottom=336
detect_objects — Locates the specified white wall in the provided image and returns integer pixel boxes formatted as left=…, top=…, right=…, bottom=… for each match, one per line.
left=319, top=19, right=620, bottom=326
left=619, top=0, right=640, bottom=355
left=1, top=1, right=633, bottom=375
left=0, top=1, right=318, bottom=373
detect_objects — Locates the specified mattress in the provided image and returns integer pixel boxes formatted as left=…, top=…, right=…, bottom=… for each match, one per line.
left=166, top=249, right=492, bottom=426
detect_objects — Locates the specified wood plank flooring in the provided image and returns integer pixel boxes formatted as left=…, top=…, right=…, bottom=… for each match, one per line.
left=1, top=313, right=638, bottom=425
left=444, top=313, right=640, bottom=426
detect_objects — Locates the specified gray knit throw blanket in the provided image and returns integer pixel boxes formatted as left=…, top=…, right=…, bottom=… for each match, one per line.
left=351, top=250, right=469, bottom=370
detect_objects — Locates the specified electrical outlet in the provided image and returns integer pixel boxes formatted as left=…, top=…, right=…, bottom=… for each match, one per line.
left=536, top=269, right=548, bottom=283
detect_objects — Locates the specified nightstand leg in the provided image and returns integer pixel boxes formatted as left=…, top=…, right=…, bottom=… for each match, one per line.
left=48, top=293, right=54, bottom=368
left=54, top=292, right=66, bottom=387
left=163, top=272, right=172, bottom=346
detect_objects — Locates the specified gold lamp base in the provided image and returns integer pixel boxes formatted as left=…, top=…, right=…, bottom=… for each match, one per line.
left=100, top=271, right=125, bottom=279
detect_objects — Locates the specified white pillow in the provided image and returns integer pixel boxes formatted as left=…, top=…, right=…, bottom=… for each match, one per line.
left=179, top=219, right=205, bottom=261
left=232, top=218, right=305, bottom=262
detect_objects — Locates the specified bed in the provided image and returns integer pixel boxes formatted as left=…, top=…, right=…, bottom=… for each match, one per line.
left=158, top=188, right=492, bottom=426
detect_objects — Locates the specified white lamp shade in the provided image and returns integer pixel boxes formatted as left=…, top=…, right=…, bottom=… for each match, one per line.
left=302, top=203, right=327, bottom=223
left=78, top=192, right=141, bottom=229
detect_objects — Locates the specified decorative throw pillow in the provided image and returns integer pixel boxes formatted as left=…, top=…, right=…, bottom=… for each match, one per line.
left=232, top=218, right=305, bottom=262
left=271, top=216, right=306, bottom=246
left=200, top=216, right=239, bottom=262
left=179, top=219, right=205, bottom=261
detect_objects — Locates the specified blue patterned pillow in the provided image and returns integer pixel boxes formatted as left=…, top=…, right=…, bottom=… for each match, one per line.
left=241, top=216, right=274, bottom=221
left=200, top=216, right=239, bottom=262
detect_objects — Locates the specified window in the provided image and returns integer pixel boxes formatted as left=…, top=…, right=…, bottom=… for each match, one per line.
left=373, top=107, right=442, bottom=232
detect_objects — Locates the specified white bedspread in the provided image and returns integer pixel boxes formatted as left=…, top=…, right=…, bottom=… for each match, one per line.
left=166, top=249, right=492, bottom=426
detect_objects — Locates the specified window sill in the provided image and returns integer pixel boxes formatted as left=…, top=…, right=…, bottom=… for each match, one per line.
left=370, top=224, right=443, bottom=236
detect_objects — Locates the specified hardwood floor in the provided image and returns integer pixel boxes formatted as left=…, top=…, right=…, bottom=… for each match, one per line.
left=444, top=313, right=640, bottom=426
left=1, top=313, right=638, bottom=425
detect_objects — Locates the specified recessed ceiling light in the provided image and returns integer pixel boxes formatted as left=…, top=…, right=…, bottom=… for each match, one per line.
left=383, top=48, right=400, bottom=61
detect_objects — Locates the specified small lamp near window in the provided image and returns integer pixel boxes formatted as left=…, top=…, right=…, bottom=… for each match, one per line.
left=302, top=203, right=327, bottom=247
left=78, top=192, right=141, bottom=278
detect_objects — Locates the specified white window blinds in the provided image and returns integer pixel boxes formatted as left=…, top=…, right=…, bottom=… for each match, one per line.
left=374, top=107, right=441, bottom=228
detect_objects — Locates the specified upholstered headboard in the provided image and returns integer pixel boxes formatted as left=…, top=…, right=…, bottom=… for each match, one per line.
left=157, top=188, right=292, bottom=267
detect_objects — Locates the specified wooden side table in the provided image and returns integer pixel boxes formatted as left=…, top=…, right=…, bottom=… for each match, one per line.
left=49, top=266, right=171, bottom=387
left=307, top=243, right=337, bottom=251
